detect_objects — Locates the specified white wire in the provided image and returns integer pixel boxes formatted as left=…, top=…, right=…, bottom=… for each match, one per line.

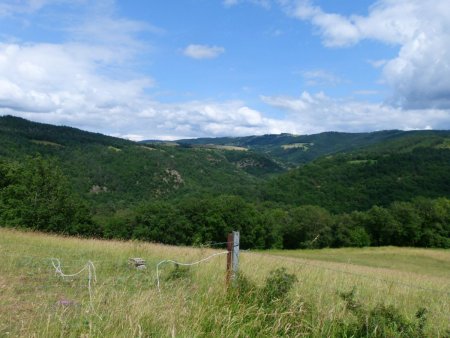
left=50, top=258, right=97, bottom=311
left=156, top=251, right=228, bottom=293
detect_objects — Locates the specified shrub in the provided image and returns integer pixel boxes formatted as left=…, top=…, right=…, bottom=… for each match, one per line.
left=260, top=267, right=298, bottom=305
left=339, top=288, right=428, bottom=337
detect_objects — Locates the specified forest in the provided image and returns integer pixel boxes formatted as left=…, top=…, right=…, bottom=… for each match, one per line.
left=0, top=115, right=449, bottom=249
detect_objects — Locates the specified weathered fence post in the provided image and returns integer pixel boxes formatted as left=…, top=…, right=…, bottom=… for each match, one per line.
left=232, top=231, right=239, bottom=285
left=226, top=231, right=240, bottom=287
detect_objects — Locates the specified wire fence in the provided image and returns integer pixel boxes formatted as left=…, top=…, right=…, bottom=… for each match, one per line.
left=1, top=244, right=449, bottom=315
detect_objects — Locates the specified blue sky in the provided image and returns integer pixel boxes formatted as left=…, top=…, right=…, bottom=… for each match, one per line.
left=0, top=0, right=449, bottom=140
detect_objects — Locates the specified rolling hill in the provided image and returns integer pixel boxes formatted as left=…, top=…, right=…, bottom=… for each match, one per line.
left=2, top=115, right=450, bottom=213
left=174, top=129, right=450, bottom=165
left=0, top=115, right=283, bottom=210
left=1, top=115, right=449, bottom=249
left=262, top=147, right=450, bottom=213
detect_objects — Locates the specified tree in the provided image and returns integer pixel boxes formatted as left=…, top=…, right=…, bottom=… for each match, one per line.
left=333, top=213, right=371, bottom=247
left=389, top=201, right=422, bottom=246
left=413, top=197, right=450, bottom=248
left=133, top=201, right=192, bottom=245
left=363, top=206, right=398, bottom=246
left=283, top=205, right=333, bottom=249
left=0, top=157, right=94, bottom=235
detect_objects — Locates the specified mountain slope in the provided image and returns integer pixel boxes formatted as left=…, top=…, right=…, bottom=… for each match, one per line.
left=262, top=147, right=450, bottom=213
left=2, top=115, right=450, bottom=215
left=0, top=116, right=283, bottom=211
left=1, top=116, right=449, bottom=249
left=175, top=130, right=450, bottom=165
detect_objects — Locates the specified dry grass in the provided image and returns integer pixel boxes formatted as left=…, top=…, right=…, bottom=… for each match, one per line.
left=0, top=228, right=449, bottom=337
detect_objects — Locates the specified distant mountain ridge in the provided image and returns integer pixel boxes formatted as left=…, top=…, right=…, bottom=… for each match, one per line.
left=2, top=115, right=450, bottom=214
left=170, top=129, right=450, bottom=165
left=1, top=115, right=449, bottom=249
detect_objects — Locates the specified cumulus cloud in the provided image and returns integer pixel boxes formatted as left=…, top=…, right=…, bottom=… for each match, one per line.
left=0, top=42, right=153, bottom=116
left=0, top=29, right=284, bottom=139
left=2, top=0, right=449, bottom=140
left=135, top=100, right=292, bottom=139
left=0, top=0, right=284, bottom=140
left=183, top=44, right=225, bottom=60
left=10, top=97, right=291, bottom=141
left=280, top=0, right=420, bottom=47
left=262, top=91, right=450, bottom=133
left=280, top=0, right=450, bottom=110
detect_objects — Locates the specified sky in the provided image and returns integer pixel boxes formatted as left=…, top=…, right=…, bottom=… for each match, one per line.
left=0, top=0, right=449, bottom=140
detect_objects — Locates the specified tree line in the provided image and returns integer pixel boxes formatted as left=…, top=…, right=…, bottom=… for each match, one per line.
left=1, top=157, right=449, bottom=249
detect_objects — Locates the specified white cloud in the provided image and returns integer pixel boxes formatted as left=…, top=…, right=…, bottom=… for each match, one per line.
left=1, top=0, right=449, bottom=140
left=0, top=39, right=287, bottom=139
left=0, top=1, right=287, bottom=140
left=262, top=91, right=450, bottom=133
left=280, top=0, right=421, bottom=47
left=8, top=98, right=292, bottom=140
left=383, top=32, right=450, bottom=109
left=135, top=100, right=291, bottom=139
left=0, top=42, right=153, bottom=114
left=280, top=0, right=450, bottom=111
left=183, top=44, right=225, bottom=60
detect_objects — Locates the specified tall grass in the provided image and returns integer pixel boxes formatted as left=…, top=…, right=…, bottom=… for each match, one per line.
left=0, top=228, right=449, bottom=337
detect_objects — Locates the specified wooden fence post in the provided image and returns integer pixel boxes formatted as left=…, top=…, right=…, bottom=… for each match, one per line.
left=232, top=231, right=239, bottom=285
left=226, top=231, right=240, bottom=287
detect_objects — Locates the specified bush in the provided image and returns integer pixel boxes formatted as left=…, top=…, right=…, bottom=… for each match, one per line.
left=339, top=288, right=428, bottom=337
left=260, top=267, right=298, bottom=305
left=230, top=267, right=298, bottom=306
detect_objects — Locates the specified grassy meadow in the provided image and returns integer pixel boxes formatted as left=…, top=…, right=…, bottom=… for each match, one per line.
left=0, top=228, right=449, bottom=337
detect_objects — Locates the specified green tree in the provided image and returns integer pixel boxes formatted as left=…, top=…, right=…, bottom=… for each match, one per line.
left=364, top=206, right=398, bottom=246
left=283, top=205, right=333, bottom=249
left=133, top=201, right=192, bottom=245
left=389, top=201, right=422, bottom=246
left=177, top=197, right=227, bottom=245
left=0, top=157, right=94, bottom=235
left=333, top=213, right=371, bottom=247
left=413, top=197, right=450, bottom=248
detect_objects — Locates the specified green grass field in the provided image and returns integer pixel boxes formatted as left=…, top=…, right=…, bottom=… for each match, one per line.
left=0, top=228, right=449, bottom=337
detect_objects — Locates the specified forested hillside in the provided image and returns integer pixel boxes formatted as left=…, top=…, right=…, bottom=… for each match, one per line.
left=174, top=129, right=450, bottom=165
left=262, top=148, right=450, bottom=213
left=0, top=116, right=282, bottom=209
left=1, top=115, right=449, bottom=249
